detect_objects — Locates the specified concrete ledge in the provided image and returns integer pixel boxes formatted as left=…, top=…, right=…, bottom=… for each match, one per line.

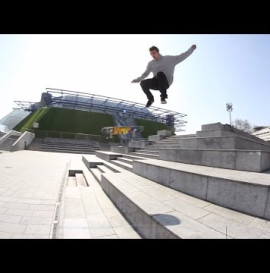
left=201, top=122, right=264, bottom=143
left=198, top=125, right=268, bottom=144
left=148, top=135, right=164, bottom=142
left=82, top=155, right=104, bottom=168
left=159, top=149, right=270, bottom=172
left=111, top=146, right=135, bottom=154
left=100, top=173, right=180, bottom=238
left=99, top=172, right=228, bottom=238
left=12, top=131, right=35, bottom=151
left=201, top=122, right=225, bottom=131
left=110, top=160, right=133, bottom=171
left=132, top=158, right=270, bottom=220
left=177, top=135, right=270, bottom=152
left=95, top=151, right=123, bottom=161
left=128, top=140, right=152, bottom=149
left=157, top=130, right=172, bottom=137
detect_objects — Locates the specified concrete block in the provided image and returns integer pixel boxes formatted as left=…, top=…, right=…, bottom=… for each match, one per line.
left=235, top=137, right=270, bottom=152
left=95, top=151, right=122, bottom=161
left=148, top=135, right=164, bottom=142
left=128, top=140, right=150, bottom=148
left=264, top=191, right=270, bottom=220
left=146, top=165, right=171, bottom=187
left=218, top=151, right=236, bottom=169
left=202, top=150, right=221, bottom=168
left=169, top=170, right=208, bottom=199
left=111, top=146, right=134, bottom=154
left=159, top=149, right=177, bottom=162
left=221, top=137, right=236, bottom=149
left=176, top=150, right=202, bottom=165
left=197, top=137, right=221, bottom=149
left=197, top=129, right=234, bottom=138
left=235, top=151, right=261, bottom=172
left=201, top=122, right=223, bottom=131
left=206, top=177, right=268, bottom=218
left=178, top=138, right=198, bottom=149
left=157, top=130, right=172, bottom=137
left=133, top=161, right=148, bottom=178
left=261, top=153, right=270, bottom=172
left=82, top=155, right=103, bottom=168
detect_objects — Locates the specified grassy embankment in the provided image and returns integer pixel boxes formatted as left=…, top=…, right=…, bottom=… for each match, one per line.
left=14, top=107, right=173, bottom=139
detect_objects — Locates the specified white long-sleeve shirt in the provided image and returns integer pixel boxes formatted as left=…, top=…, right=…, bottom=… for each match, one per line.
left=135, top=46, right=196, bottom=86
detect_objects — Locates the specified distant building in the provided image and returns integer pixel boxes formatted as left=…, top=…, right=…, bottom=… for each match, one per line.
left=0, top=108, right=31, bottom=132
left=252, top=126, right=270, bottom=144
left=0, top=88, right=188, bottom=133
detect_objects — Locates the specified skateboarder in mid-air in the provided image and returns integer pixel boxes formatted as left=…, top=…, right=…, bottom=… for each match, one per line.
left=131, top=44, right=197, bottom=107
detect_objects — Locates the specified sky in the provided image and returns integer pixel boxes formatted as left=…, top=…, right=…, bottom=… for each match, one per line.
left=0, top=34, right=270, bottom=134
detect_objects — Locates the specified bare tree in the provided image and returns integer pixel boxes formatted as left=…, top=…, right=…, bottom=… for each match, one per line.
left=233, top=119, right=253, bottom=133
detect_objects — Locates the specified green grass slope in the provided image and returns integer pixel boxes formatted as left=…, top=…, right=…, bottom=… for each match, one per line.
left=14, top=107, right=115, bottom=135
left=14, top=107, right=174, bottom=139
left=13, top=108, right=49, bottom=132
left=135, top=118, right=174, bottom=138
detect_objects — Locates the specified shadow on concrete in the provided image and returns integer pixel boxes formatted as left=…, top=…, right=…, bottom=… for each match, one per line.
left=152, top=214, right=181, bottom=226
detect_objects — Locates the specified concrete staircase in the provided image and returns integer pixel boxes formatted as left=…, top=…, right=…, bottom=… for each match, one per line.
left=78, top=122, right=270, bottom=238
left=27, top=137, right=102, bottom=154
left=81, top=151, right=270, bottom=238
left=0, top=134, right=20, bottom=151
left=130, top=122, right=270, bottom=172
left=56, top=155, right=141, bottom=239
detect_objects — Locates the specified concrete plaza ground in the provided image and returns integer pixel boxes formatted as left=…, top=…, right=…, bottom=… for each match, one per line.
left=1, top=149, right=270, bottom=239
left=0, top=150, right=140, bottom=239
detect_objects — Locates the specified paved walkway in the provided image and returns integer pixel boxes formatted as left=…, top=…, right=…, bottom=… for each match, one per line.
left=0, top=150, right=70, bottom=238
left=0, top=150, right=140, bottom=239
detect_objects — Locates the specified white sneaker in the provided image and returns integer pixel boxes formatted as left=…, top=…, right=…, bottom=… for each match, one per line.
left=161, top=99, right=167, bottom=104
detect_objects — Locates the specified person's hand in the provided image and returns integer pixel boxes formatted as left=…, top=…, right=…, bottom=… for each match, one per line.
left=131, top=79, right=139, bottom=83
left=191, top=44, right=197, bottom=50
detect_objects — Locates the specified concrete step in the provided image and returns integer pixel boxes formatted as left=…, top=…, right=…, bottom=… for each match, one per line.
left=149, top=144, right=182, bottom=149
left=158, top=148, right=270, bottom=172
left=156, top=139, right=180, bottom=144
left=131, top=152, right=159, bottom=159
left=57, top=155, right=141, bottom=239
left=40, top=144, right=100, bottom=149
left=34, top=148, right=97, bottom=154
left=117, top=157, right=133, bottom=164
left=175, top=135, right=270, bottom=152
left=82, top=154, right=125, bottom=181
left=97, top=164, right=117, bottom=174
left=132, top=157, right=270, bottom=220
left=119, top=154, right=145, bottom=161
left=100, top=171, right=270, bottom=239
left=135, top=149, right=159, bottom=155
left=171, top=134, right=197, bottom=138
left=82, top=153, right=270, bottom=238
left=200, top=122, right=266, bottom=144
left=197, top=128, right=265, bottom=143
left=111, top=159, right=133, bottom=171
left=30, top=143, right=101, bottom=154
left=0, top=137, right=18, bottom=151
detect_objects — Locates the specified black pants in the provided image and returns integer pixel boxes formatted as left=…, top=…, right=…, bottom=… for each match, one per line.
left=140, top=72, right=169, bottom=100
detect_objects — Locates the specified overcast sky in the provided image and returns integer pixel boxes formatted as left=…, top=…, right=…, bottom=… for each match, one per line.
left=0, top=34, right=270, bottom=134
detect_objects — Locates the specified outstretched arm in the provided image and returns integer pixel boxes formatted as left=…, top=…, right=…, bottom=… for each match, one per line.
left=174, top=44, right=197, bottom=65
left=131, top=63, right=151, bottom=83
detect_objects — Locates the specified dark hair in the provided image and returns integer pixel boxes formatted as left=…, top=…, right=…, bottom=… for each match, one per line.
left=149, top=46, right=159, bottom=52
